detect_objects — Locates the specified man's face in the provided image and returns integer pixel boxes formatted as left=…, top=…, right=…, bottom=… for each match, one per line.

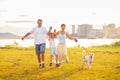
left=37, top=20, right=42, bottom=26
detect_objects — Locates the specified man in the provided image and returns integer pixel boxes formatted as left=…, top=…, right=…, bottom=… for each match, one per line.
left=21, top=19, right=47, bottom=68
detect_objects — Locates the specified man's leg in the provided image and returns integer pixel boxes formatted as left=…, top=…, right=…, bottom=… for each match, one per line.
left=41, top=54, right=45, bottom=67
left=37, top=54, right=41, bottom=63
left=35, top=45, right=41, bottom=67
left=40, top=43, right=46, bottom=68
left=37, top=54, right=41, bottom=67
left=42, top=54, right=44, bottom=62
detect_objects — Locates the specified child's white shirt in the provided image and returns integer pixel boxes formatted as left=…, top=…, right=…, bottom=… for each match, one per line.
left=49, top=38, right=56, bottom=48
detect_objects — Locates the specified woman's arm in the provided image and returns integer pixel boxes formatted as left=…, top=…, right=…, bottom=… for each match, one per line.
left=66, top=32, right=76, bottom=40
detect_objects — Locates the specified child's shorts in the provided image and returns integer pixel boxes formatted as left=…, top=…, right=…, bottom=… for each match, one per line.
left=50, top=48, right=57, bottom=55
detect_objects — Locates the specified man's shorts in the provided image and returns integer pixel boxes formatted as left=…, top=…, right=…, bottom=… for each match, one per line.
left=35, top=43, right=46, bottom=54
left=50, top=48, right=57, bottom=55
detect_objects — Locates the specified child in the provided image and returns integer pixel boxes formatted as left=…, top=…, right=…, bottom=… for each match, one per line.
left=48, top=27, right=59, bottom=67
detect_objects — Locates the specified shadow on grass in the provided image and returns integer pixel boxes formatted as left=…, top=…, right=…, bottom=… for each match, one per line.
left=48, top=67, right=84, bottom=80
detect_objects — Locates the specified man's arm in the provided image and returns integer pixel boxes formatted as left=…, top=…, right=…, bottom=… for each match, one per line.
left=66, top=32, right=75, bottom=40
left=21, top=32, right=31, bottom=40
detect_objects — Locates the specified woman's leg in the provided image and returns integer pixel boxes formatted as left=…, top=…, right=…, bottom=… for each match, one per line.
left=57, top=45, right=62, bottom=65
left=55, top=54, right=58, bottom=64
left=63, top=45, right=69, bottom=63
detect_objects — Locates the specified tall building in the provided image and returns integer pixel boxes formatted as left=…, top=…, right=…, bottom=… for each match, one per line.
left=105, top=24, right=117, bottom=38
left=117, top=27, right=120, bottom=37
left=72, top=25, right=75, bottom=34
left=103, top=25, right=107, bottom=38
left=77, top=24, right=93, bottom=38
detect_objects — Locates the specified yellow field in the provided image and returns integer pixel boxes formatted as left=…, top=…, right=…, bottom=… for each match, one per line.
left=0, top=47, right=120, bottom=80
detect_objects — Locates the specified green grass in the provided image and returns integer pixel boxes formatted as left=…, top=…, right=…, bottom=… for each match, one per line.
left=0, top=47, right=120, bottom=80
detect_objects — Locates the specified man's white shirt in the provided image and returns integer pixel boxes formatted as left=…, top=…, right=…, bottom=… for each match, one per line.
left=30, top=26, right=47, bottom=44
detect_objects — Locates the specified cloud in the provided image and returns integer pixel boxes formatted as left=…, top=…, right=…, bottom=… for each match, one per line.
left=5, top=20, right=35, bottom=23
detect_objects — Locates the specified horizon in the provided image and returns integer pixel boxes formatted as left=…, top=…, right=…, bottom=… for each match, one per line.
left=0, top=23, right=120, bottom=36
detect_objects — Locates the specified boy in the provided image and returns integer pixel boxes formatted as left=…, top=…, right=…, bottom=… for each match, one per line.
left=48, top=27, right=59, bottom=67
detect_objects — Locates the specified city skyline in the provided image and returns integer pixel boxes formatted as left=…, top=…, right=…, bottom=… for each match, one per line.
left=72, top=23, right=120, bottom=38
left=0, top=23, right=120, bottom=39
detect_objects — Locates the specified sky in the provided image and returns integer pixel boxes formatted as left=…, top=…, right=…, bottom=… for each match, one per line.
left=0, top=0, right=120, bottom=36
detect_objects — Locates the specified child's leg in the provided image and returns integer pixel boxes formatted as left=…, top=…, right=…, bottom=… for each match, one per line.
left=49, top=55, right=53, bottom=66
left=55, top=54, right=60, bottom=67
left=50, top=55, right=53, bottom=63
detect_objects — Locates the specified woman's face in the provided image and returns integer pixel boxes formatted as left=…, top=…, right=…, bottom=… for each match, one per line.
left=61, top=25, right=66, bottom=31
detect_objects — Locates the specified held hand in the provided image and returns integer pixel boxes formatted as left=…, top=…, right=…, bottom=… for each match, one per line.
left=49, top=26, right=52, bottom=31
left=54, top=29, right=56, bottom=32
left=74, top=38, right=78, bottom=42
left=21, top=37, right=24, bottom=40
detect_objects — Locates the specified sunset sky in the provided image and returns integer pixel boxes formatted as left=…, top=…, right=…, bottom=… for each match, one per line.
left=0, top=0, right=120, bottom=35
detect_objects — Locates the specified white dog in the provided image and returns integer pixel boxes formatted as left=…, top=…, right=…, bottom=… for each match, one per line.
left=82, top=50, right=94, bottom=68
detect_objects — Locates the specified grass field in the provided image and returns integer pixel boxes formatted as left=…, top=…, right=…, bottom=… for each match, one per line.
left=0, top=46, right=120, bottom=80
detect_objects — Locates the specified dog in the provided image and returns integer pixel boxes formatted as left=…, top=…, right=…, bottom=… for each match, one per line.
left=82, top=49, right=94, bottom=68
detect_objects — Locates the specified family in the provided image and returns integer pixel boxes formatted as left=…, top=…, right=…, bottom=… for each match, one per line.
left=21, top=19, right=77, bottom=68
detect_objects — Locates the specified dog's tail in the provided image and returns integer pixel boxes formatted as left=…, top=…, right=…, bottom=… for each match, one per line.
left=82, top=50, right=86, bottom=57
left=81, top=46, right=86, bottom=57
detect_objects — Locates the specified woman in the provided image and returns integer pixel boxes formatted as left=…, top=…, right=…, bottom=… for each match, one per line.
left=55, top=24, right=77, bottom=67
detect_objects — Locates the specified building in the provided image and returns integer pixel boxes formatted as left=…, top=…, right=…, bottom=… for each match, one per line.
left=88, top=29, right=104, bottom=38
left=70, top=25, right=77, bottom=37
left=75, top=23, right=119, bottom=39
left=72, top=25, right=75, bottom=34
left=77, top=24, right=93, bottom=38
left=117, top=27, right=120, bottom=38
left=105, top=24, right=117, bottom=38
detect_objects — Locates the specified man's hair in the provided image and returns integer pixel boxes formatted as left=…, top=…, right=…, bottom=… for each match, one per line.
left=61, top=24, right=66, bottom=27
left=37, top=19, right=42, bottom=22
